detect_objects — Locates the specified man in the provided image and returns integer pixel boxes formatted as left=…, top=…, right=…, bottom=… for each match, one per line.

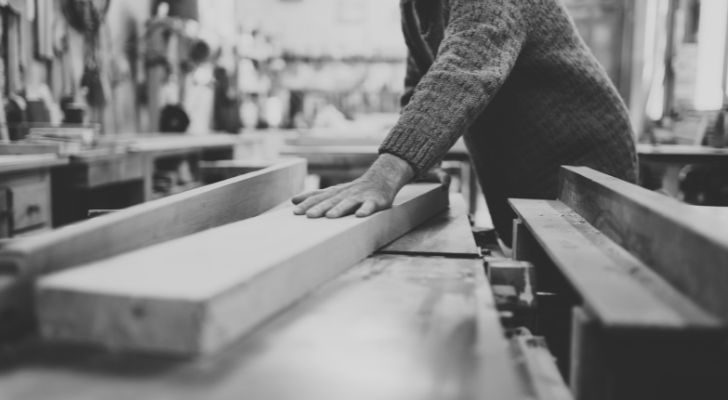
left=292, top=0, right=637, bottom=245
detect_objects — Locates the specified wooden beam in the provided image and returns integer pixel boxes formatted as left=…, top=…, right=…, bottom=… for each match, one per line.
left=0, top=158, right=306, bottom=334
left=36, top=184, right=449, bottom=356
left=558, top=166, right=728, bottom=320
left=378, top=194, right=478, bottom=257
left=510, top=198, right=721, bottom=331
left=0, top=255, right=531, bottom=399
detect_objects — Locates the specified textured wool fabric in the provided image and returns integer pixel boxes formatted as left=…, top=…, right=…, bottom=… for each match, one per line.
left=379, top=0, right=638, bottom=243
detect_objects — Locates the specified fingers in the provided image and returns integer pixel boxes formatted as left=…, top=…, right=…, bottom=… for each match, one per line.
left=304, top=196, right=343, bottom=218
left=325, top=198, right=361, bottom=218
left=355, top=200, right=378, bottom=218
left=293, top=192, right=331, bottom=215
left=291, top=189, right=324, bottom=205
left=292, top=177, right=396, bottom=219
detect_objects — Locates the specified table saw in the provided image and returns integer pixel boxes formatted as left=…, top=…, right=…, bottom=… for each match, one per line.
left=3, top=162, right=722, bottom=400
left=0, top=158, right=563, bottom=400
left=0, top=197, right=548, bottom=399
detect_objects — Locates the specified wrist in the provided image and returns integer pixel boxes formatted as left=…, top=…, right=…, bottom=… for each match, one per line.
left=367, top=153, right=415, bottom=190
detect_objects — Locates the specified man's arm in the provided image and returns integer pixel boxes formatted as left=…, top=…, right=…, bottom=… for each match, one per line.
left=293, top=0, right=527, bottom=218
left=401, top=50, right=423, bottom=108
left=380, top=0, right=527, bottom=176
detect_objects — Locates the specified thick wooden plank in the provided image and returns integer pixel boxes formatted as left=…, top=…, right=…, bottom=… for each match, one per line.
left=509, top=199, right=721, bottom=331
left=36, top=184, right=448, bottom=356
left=0, top=158, right=306, bottom=276
left=379, top=194, right=477, bottom=257
left=559, top=166, right=728, bottom=320
left=0, top=158, right=306, bottom=332
left=0, top=255, right=526, bottom=400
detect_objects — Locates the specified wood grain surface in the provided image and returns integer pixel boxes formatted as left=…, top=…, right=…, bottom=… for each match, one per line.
left=558, top=166, right=728, bottom=321
left=379, top=194, right=477, bottom=257
left=510, top=198, right=721, bottom=331
left=36, top=184, right=449, bottom=356
left=2, top=253, right=528, bottom=400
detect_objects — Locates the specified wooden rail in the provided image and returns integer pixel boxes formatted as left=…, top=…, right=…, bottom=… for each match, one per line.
left=510, top=166, right=728, bottom=400
left=559, top=166, right=728, bottom=320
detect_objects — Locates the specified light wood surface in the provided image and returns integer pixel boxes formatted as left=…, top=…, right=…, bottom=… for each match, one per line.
left=0, top=158, right=306, bottom=333
left=36, top=184, right=449, bottom=355
left=510, top=198, right=721, bottom=331
left=127, top=135, right=238, bottom=154
left=637, top=144, right=728, bottom=163
left=559, top=166, right=728, bottom=320
left=379, top=194, right=477, bottom=257
left=0, top=154, right=66, bottom=174
left=1, top=253, right=529, bottom=400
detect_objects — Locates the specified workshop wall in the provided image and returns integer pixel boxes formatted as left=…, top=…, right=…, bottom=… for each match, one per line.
left=236, top=0, right=405, bottom=59
left=4, top=0, right=152, bottom=135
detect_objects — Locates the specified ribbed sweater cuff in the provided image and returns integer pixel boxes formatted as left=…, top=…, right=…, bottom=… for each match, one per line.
left=378, top=125, right=439, bottom=177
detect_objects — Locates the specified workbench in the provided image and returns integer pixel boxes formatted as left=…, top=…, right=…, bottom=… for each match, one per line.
left=0, top=155, right=68, bottom=237
left=0, top=194, right=544, bottom=400
left=234, top=129, right=480, bottom=217
left=637, top=143, right=728, bottom=200
left=51, top=135, right=237, bottom=226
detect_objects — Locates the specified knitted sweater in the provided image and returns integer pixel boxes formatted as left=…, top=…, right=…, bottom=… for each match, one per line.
left=379, top=0, right=637, bottom=241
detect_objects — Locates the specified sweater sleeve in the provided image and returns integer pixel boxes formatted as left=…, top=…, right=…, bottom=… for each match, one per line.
left=380, top=0, right=527, bottom=175
left=401, top=50, right=423, bottom=108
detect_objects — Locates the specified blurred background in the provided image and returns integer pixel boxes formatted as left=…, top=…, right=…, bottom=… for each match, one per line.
left=1, top=0, right=728, bottom=230
left=3, top=0, right=726, bottom=141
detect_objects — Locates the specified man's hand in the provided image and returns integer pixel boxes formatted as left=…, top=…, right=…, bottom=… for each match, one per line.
left=292, top=153, right=415, bottom=218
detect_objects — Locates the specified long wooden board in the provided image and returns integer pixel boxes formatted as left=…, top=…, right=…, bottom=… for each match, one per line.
left=0, top=158, right=306, bottom=276
left=36, top=184, right=449, bottom=356
left=0, top=254, right=530, bottom=400
left=558, top=166, right=728, bottom=320
left=379, top=194, right=478, bottom=257
left=510, top=199, right=721, bottom=331
left=0, top=158, right=306, bottom=334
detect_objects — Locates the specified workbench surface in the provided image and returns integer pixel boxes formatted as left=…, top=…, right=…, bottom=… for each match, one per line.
left=0, top=154, right=67, bottom=174
left=0, top=198, right=522, bottom=400
left=637, top=143, right=728, bottom=163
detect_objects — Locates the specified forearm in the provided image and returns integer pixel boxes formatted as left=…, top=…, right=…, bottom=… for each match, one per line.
left=381, top=0, right=527, bottom=176
left=365, top=153, right=415, bottom=192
